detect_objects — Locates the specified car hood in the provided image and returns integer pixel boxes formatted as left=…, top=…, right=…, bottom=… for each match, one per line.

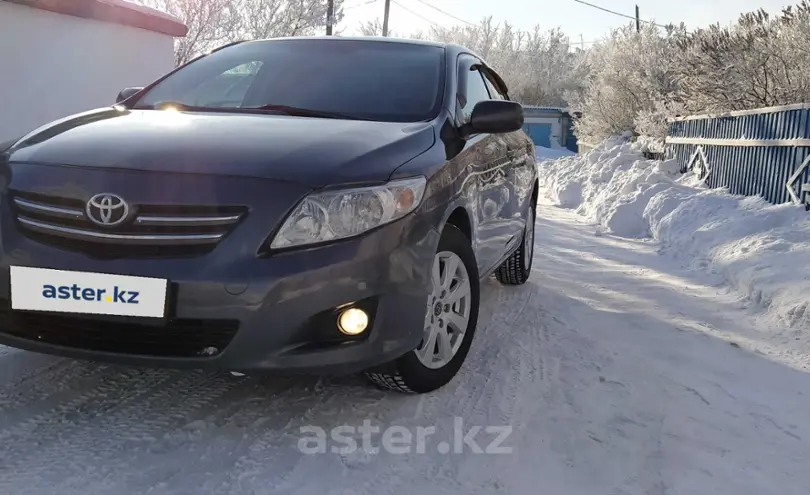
left=4, top=108, right=436, bottom=188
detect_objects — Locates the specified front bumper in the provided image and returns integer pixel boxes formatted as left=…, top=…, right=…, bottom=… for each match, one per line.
left=0, top=202, right=440, bottom=376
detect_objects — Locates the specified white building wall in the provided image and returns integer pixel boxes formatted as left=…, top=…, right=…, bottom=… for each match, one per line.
left=0, top=2, right=176, bottom=142
left=550, top=119, right=562, bottom=145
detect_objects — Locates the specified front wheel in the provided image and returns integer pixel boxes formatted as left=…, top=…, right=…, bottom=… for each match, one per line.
left=365, top=225, right=480, bottom=394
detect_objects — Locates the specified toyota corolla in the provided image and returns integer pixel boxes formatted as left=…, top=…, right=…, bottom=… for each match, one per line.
left=0, top=37, right=537, bottom=393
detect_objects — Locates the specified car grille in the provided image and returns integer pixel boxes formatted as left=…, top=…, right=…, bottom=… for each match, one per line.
left=9, top=191, right=248, bottom=258
left=0, top=303, right=239, bottom=358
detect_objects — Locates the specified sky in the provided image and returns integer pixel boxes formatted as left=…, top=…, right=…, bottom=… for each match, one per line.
left=338, top=0, right=797, bottom=42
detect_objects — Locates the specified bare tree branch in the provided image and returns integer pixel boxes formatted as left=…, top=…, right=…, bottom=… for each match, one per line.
left=133, top=0, right=344, bottom=65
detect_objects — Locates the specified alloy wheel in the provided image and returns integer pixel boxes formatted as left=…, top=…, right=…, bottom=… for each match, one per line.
left=416, top=251, right=472, bottom=369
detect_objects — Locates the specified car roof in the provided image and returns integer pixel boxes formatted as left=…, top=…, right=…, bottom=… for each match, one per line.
left=223, top=36, right=498, bottom=86
left=231, top=36, right=503, bottom=91
left=238, top=36, right=473, bottom=57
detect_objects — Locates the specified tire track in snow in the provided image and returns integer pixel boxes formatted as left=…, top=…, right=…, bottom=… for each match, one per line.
left=466, top=277, right=542, bottom=425
left=101, top=374, right=358, bottom=495
left=0, top=354, right=72, bottom=398
left=216, top=377, right=390, bottom=495
left=0, top=365, right=165, bottom=440
left=507, top=284, right=557, bottom=424
left=0, top=361, right=114, bottom=420
left=51, top=371, right=245, bottom=495
left=452, top=277, right=552, bottom=488
left=0, top=367, right=176, bottom=476
left=137, top=375, right=314, bottom=495
left=0, top=369, right=240, bottom=493
left=68, top=375, right=309, bottom=495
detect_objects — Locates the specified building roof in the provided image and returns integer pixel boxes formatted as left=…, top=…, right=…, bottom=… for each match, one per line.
left=522, top=105, right=574, bottom=118
left=522, top=105, right=568, bottom=113
left=3, top=0, right=187, bottom=36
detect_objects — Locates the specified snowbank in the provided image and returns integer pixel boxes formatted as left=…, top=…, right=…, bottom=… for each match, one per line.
left=537, top=138, right=810, bottom=329
left=536, top=146, right=575, bottom=161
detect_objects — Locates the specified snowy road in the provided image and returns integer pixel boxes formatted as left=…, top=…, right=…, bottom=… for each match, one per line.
left=2, top=198, right=810, bottom=495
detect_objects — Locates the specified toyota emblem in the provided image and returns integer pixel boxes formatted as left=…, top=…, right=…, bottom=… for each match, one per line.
left=86, top=193, right=130, bottom=227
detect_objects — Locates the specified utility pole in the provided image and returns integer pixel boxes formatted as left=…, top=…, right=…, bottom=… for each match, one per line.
left=635, top=4, right=640, bottom=32
left=382, top=0, right=391, bottom=37
left=580, top=33, right=584, bottom=50
left=326, top=0, right=334, bottom=35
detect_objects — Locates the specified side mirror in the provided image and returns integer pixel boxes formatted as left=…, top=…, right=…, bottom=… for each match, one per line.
left=463, top=100, right=524, bottom=136
left=116, top=87, right=144, bottom=104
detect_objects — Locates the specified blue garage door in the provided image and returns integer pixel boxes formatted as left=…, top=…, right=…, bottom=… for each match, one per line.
left=522, top=123, right=552, bottom=148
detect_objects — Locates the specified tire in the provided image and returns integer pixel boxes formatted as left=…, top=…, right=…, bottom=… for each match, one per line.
left=494, top=201, right=535, bottom=285
left=364, top=224, right=480, bottom=394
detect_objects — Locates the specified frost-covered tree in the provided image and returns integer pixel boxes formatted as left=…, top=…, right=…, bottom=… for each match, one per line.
left=421, top=18, right=586, bottom=106
left=358, top=18, right=398, bottom=37
left=570, top=2, right=810, bottom=144
left=674, top=4, right=810, bottom=112
left=508, top=27, right=589, bottom=107
left=135, top=0, right=242, bottom=65
left=238, top=0, right=342, bottom=40
left=567, top=23, right=686, bottom=145
left=134, top=0, right=343, bottom=65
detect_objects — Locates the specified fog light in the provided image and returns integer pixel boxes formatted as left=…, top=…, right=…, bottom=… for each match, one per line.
left=337, top=308, right=369, bottom=335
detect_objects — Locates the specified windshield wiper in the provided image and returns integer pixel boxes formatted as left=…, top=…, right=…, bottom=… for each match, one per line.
left=136, top=101, right=365, bottom=120
left=134, top=101, right=212, bottom=111
left=240, top=104, right=365, bottom=120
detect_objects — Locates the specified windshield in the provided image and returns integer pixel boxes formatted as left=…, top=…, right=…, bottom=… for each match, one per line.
left=134, top=39, right=446, bottom=123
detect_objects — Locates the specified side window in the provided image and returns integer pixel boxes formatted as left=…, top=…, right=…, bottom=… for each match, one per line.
left=459, top=66, right=492, bottom=123
left=482, top=70, right=506, bottom=100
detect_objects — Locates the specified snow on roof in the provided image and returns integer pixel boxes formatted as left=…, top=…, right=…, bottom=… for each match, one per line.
left=522, top=105, right=573, bottom=117
left=3, top=0, right=188, bottom=37
left=522, top=105, right=569, bottom=112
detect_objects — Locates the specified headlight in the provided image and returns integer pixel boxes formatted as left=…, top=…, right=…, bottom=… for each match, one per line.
left=269, top=176, right=427, bottom=249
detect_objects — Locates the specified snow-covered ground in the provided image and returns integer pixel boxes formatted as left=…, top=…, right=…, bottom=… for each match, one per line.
left=2, top=166, right=810, bottom=493
left=536, top=144, right=576, bottom=161
left=538, top=139, right=810, bottom=361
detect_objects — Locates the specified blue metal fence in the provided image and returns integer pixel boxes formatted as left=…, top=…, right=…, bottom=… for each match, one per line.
left=666, top=103, right=810, bottom=206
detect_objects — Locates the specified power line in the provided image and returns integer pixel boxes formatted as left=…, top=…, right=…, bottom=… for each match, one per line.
left=390, top=0, right=446, bottom=28
left=343, top=0, right=378, bottom=10
left=410, top=0, right=475, bottom=26
left=572, top=0, right=670, bottom=29
left=572, top=0, right=641, bottom=23
left=402, top=0, right=595, bottom=48
left=380, top=0, right=604, bottom=50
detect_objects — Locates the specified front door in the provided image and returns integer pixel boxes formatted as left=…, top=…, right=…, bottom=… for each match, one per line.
left=481, top=69, right=534, bottom=250
left=451, top=57, right=513, bottom=274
